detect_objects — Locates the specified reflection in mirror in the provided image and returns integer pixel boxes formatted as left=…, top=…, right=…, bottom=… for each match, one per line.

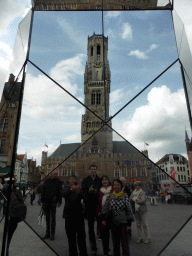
left=103, top=10, right=177, bottom=116
left=8, top=10, right=32, bottom=78
left=111, top=61, right=190, bottom=168
left=32, top=0, right=172, bottom=11
left=160, top=216, right=192, bottom=256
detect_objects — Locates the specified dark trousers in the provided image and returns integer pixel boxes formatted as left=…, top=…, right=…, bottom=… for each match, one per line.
left=7, top=217, right=20, bottom=255
left=87, top=211, right=97, bottom=251
left=65, top=216, right=88, bottom=256
left=111, top=224, right=130, bottom=256
left=43, top=202, right=57, bottom=235
left=98, top=220, right=110, bottom=254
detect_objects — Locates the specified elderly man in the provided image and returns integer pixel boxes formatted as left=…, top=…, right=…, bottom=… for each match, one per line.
left=41, top=170, right=62, bottom=240
left=120, top=177, right=131, bottom=197
left=81, top=164, right=100, bottom=256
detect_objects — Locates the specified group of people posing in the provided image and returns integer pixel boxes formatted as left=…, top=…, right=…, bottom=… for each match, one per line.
left=41, top=164, right=151, bottom=256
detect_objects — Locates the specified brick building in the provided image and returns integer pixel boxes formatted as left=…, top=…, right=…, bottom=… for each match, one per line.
left=32, top=0, right=158, bottom=11
left=41, top=34, right=152, bottom=188
left=0, top=74, right=21, bottom=168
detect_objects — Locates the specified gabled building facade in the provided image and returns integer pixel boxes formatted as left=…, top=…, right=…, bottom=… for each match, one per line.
left=156, top=154, right=191, bottom=189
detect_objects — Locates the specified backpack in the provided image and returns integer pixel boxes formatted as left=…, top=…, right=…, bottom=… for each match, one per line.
left=12, top=192, right=27, bottom=222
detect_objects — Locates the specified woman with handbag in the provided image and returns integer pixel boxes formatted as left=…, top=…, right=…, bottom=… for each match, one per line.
left=96, top=175, right=113, bottom=256
left=130, top=181, right=150, bottom=244
left=102, top=179, right=134, bottom=256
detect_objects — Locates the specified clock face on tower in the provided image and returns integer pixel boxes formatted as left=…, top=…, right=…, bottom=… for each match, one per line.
left=94, top=61, right=102, bottom=68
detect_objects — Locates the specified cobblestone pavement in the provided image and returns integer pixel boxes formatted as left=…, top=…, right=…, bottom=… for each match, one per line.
left=0, top=196, right=192, bottom=256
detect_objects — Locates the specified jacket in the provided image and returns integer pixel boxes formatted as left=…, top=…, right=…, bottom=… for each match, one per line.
left=81, top=175, right=100, bottom=212
left=41, top=177, right=62, bottom=204
left=62, top=185, right=84, bottom=218
left=130, top=190, right=148, bottom=214
left=10, top=189, right=25, bottom=218
left=101, top=193, right=134, bottom=226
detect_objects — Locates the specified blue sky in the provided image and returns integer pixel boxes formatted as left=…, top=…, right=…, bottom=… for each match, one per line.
left=0, top=0, right=192, bottom=165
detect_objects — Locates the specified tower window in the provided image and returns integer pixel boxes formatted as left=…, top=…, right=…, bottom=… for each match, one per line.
left=91, top=92, right=95, bottom=105
left=0, top=119, right=8, bottom=132
left=97, top=45, right=100, bottom=55
left=0, top=139, right=5, bottom=154
left=96, top=92, right=101, bottom=105
left=91, top=47, right=93, bottom=56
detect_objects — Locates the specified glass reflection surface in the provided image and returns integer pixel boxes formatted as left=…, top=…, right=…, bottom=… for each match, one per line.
left=8, top=10, right=32, bottom=77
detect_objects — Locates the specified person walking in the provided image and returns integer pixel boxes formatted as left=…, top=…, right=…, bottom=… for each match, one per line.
left=41, top=170, right=62, bottom=240
left=36, top=181, right=43, bottom=205
left=96, top=175, right=113, bottom=256
left=81, top=164, right=100, bottom=256
left=130, top=181, right=151, bottom=244
left=29, top=187, right=35, bottom=205
left=5, top=177, right=26, bottom=256
left=149, top=186, right=157, bottom=206
left=63, top=175, right=88, bottom=256
left=102, top=179, right=134, bottom=256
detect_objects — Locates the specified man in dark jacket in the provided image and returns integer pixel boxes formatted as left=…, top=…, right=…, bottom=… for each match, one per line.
left=63, top=175, right=88, bottom=256
left=81, top=164, right=100, bottom=256
left=41, top=170, right=62, bottom=240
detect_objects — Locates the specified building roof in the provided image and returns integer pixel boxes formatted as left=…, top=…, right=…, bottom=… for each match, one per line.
left=156, top=154, right=188, bottom=165
left=17, top=154, right=25, bottom=161
left=49, top=141, right=141, bottom=158
left=113, top=141, right=140, bottom=155
left=3, top=79, right=22, bottom=102
left=50, top=143, right=81, bottom=158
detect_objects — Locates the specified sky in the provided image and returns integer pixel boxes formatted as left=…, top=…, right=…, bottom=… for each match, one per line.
left=0, top=0, right=192, bottom=166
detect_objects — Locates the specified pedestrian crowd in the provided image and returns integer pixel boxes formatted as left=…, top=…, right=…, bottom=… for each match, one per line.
left=1, top=164, right=172, bottom=256
left=36, top=164, right=151, bottom=256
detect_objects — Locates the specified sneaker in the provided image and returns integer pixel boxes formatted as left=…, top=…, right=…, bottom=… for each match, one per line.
left=136, top=237, right=143, bottom=244
left=144, top=238, right=151, bottom=244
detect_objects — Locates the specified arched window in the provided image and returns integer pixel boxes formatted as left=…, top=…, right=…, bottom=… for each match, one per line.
left=114, top=167, right=120, bottom=178
left=121, top=167, right=127, bottom=177
left=96, top=91, right=101, bottom=105
left=141, top=168, right=146, bottom=177
left=91, top=46, right=93, bottom=56
left=91, top=91, right=95, bottom=105
left=97, top=45, right=100, bottom=55
left=131, top=168, right=137, bottom=177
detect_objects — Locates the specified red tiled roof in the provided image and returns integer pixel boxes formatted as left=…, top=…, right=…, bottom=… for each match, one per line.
left=17, top=154, right=25, bottom=161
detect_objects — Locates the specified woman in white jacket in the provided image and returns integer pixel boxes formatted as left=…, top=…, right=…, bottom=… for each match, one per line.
left=130, top=181, right=151, bottom=244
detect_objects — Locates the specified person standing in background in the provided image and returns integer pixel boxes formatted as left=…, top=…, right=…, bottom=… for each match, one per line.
left=81, top=164, right=100, bottom=256
left=41, top=170, right=62, bottom=240
left=63, top=175, right=88, bottom=256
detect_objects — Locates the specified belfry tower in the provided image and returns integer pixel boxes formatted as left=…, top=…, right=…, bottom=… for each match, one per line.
left=81, top=33, right=113, bottom=154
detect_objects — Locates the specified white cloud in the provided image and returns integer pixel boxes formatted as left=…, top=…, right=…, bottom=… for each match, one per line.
left=0, top=0, right=30, bottom=37
left=66, top=134, right=79, bottom=142
left=118, top=85, right=188, bottom=162
left=23, top=54, right=85, bottom=120
left=18, top=144, right=57, bottom=166
left=129, top=50, right=148, bottom=59
left=0, top=42, right=13, bottom=70
left=129, top=44, right=159, bottom=59
left=147, top=44, right=159, bottom=52
left=106, top=11, right=121, bottom=18
left=121, top=23, right=133, bottom=41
